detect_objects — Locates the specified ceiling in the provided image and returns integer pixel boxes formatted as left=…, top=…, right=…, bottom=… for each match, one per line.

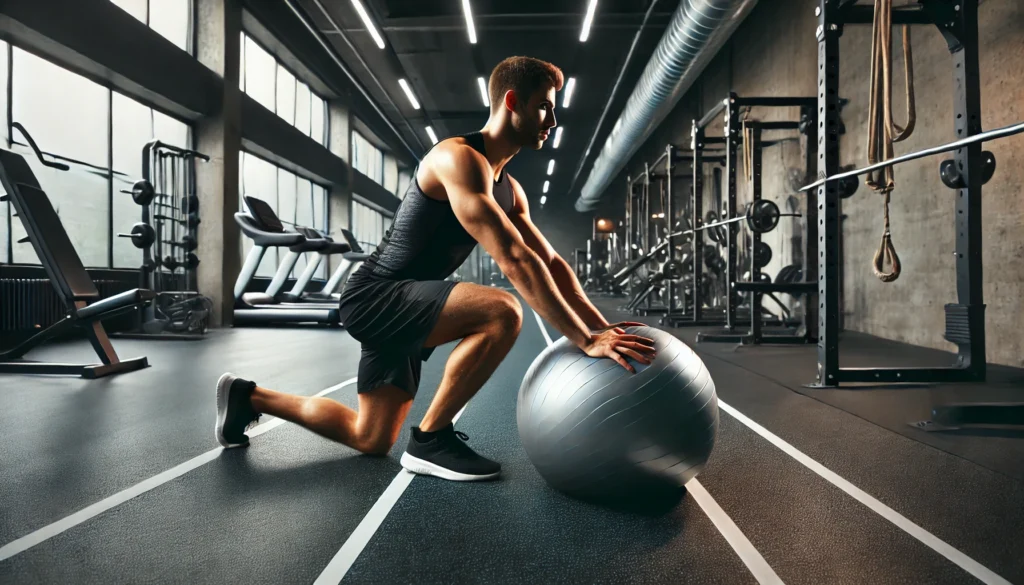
left=293, top=0, right=680, bottom=213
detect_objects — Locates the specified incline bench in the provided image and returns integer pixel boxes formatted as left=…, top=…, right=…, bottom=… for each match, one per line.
left=0, top=148, right=154, bottom=378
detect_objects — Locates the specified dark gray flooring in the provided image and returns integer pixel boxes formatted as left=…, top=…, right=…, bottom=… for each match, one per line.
left=1, top=298, right=1022, bottom=584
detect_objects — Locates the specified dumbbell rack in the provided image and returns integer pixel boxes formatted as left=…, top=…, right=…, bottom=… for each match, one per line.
left=661, top=94, right=819, bottom=344
left=115, top=141, right=212, bottom=340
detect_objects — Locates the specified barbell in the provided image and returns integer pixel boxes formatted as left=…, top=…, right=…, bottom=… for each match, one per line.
left=671, top=199, right=800, bottom=242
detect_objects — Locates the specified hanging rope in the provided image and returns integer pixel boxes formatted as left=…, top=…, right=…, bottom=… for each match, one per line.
left=866, top=0, right=915, bottom=282
left=741, top=108, right=754, bottom=185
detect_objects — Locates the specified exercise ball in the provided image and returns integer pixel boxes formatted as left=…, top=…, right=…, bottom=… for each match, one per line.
left=517, top=325, right=718, bottom=504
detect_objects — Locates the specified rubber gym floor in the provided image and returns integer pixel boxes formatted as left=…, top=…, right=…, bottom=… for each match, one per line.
left=2, top=293, right=1022, bottom=585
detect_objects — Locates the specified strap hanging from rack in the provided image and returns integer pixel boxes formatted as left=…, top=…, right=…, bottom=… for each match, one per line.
left=866, top=0, right=916, bottom=282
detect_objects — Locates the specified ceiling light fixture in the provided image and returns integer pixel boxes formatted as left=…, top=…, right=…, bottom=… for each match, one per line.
left=553, top=127, right=564, bottom=148
left=462, top=0, right=478, bottom=44
left=425, top=126, right=438, bottom=145
left=547, top=159, right=555, bottom=175
left=477, top=77, right=489, bottom=107
left=397, top=79, right=421, bottom=110
left=350, top=0, right=385, bottom=49
left=543, top=181, right=550, bottom=194
left=540, top=195, right=548, bottom=205
left=579, top=0, right=599, bottom=42
left=563, top=77, right=576, bottom=108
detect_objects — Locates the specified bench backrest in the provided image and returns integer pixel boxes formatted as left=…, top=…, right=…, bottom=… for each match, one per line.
left=0, top=149, right=99, bottom=302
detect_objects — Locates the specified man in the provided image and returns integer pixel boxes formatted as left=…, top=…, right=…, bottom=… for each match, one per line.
left=215, top=56, right=657, bottom=482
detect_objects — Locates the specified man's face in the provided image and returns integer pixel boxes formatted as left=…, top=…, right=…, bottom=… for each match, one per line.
left=510, top=85, right=558, bottom=150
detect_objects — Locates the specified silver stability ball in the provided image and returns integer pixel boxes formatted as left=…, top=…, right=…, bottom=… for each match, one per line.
left=517, top=325, right=718, bottom=504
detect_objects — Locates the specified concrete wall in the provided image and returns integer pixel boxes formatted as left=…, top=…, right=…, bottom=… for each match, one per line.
left=613, top=0, right=1024, bottom=367
left=328, top=100, right=352, bottom=275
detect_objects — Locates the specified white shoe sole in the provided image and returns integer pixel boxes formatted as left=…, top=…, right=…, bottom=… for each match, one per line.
left=215, top=372, right=249, bottom=449
left=400, top=452, right=500, bottom=482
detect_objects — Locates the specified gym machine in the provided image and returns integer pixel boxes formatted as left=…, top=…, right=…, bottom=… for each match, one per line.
left=660, top=94, right=828, bottom=339
left=805, top=0, right=1024, bottom=429
left=295, top=229, right=372, bottom=303
left=617, top=145, right=699, bottom=316
left=695, top=115, right=819, bottom=344
left=580, top=217, right=624, bottom=297
left=232, top=195, right=341, bottom=326
left=116, top=140, right=213, bottom=339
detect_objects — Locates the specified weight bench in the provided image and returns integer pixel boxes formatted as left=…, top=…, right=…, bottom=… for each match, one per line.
left=0, top=148, right=154, bottom=378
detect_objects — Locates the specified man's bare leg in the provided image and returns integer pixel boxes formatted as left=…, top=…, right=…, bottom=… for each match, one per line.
left=249, top=384, right=413, bottom=455
left=215, top=283, right=521, bottom=465
left=416, top=283, right=523, bottom=432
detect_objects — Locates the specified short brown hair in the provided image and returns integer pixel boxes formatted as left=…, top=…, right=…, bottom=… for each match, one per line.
left=488, top=56, right=564, bottom=111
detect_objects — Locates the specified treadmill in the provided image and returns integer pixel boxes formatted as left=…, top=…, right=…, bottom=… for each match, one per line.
left=279, top=227, right=352, bottom=303
left=297, top=228, right=373, bottom=303
left=233, top=196, right=340, bottom=325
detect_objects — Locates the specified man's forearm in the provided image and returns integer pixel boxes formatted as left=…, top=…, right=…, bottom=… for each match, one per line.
left=547, top=255, right=609, bottom=330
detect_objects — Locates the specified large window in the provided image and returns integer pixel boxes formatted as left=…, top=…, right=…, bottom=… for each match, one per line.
left=0, top=41, right=9, bottom=265
left=397, top=168, right=413, bottom=200
left=352, top=131, right=384, bottom=185
left=109, top=0, right=193, bottom=53
left=351, top=199, right=392, bottom=252
left=240, top=33, right=328, bottom=146
left=0, top=45, right=193, bottom=270
left=240, top=151, right=329, bottom=280
left=111, top=93, right=191, bottom=268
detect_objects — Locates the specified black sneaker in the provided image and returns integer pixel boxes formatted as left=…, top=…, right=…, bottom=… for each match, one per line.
left=400, top=424, right=501, bottom=481
left=215, top=373, right=261, bottom=449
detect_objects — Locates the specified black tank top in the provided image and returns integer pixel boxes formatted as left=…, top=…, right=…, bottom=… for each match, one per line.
left=352, top=132, right=515, bottom=282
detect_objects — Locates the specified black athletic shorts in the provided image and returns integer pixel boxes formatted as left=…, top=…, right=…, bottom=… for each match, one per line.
left=337, top=276, right=458, bottom=397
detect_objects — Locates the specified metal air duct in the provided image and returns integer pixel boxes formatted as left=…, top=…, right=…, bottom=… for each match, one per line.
left=575, top=0, right=759, bottom=212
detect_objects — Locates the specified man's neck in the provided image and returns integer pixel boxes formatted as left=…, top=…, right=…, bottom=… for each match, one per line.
left=478, top=121, right=521, bottom=180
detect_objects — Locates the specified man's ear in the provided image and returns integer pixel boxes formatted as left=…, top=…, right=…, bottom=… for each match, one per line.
left=503, top=89, right=518, bottom=112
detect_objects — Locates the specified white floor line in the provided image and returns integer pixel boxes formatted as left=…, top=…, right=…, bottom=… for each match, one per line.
left=314, top=402, right=469, bottom=584
left=0, top=377, right=357, bottom=562
left=687, top=479, right=784, bottom=585
left=532, top=310, right=554, bottom=346
left=717, top=401, right=1013, bottom=585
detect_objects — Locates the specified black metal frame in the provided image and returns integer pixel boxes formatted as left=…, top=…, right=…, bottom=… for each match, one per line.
left=697, top=121, right=817, bottom=345
left=662, top=94, right=817, bottom=334
left=810, top=0, right=987, bottom=387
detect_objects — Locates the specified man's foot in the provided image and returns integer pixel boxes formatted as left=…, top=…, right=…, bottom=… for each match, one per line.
left=400, top=424, right=501, bottom=481
left=215, top=373, right=261, bottom=448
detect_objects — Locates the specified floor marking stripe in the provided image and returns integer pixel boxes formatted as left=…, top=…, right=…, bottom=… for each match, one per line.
left=533, top=310, right=554, bottom=346
left=717, top=401, right=1013, bottom=585
left=687, top=479, right=785, bottom=585
left=0, top=377, right=358, bottom=562
left=314, top=402, right=469, bottom=584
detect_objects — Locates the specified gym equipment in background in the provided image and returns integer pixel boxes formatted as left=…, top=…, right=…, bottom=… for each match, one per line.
left=115, top=141, right=213, bottom=339
left=517, top=325, right=718, bottom=507
left=299, top=228, right=373, bottom=302
left=233, top=195, right=341, bottom=326
left=0, top=147, right=154, bottom=378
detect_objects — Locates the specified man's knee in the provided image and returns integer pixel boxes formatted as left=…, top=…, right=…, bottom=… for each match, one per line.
left=490, top=292, right=523, bottom=337
left=357, top=435, right=395, bottom=456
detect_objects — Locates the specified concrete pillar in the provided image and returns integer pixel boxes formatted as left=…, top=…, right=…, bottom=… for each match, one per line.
left=328, top=99, right=352, bottom=273
left=194, top=0, right=243, bottom=326
left=383, top=154, right=398, bottom=195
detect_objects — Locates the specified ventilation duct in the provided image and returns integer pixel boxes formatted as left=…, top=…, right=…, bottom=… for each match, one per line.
left=575, top=0, right=759, bottom=212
